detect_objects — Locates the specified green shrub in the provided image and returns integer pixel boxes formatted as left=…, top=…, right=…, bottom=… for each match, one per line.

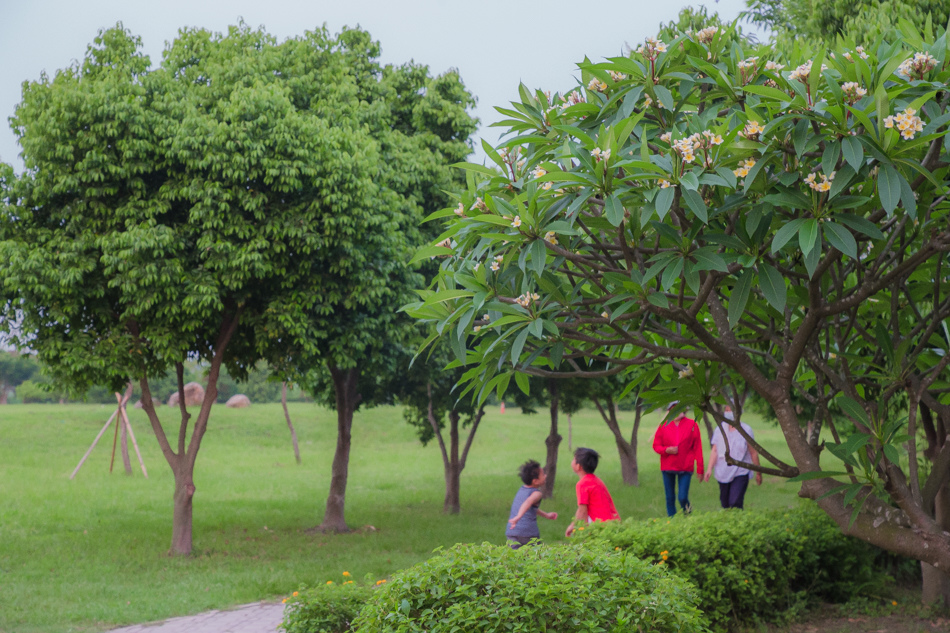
left=281, top=581, right=374, bottom=633
left=574, top=503, right=892, bottom=631
left=352, top=541, right=707, bottom=633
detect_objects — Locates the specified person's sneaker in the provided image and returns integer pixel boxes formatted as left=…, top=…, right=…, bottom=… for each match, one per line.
left=683, top=503, right=693, bottom=515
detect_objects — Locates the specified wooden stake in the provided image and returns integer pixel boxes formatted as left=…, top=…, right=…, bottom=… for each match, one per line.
left=70, top=411, right=118, bottom=479
left=109, top=399, right=121, bottom=473
left=118, top=393, right=148, bottom=478
left=282, top=382, right=302, bottom=464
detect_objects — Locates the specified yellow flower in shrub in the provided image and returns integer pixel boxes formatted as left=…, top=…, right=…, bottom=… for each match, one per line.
left=343, top=571, right=351, bottom=577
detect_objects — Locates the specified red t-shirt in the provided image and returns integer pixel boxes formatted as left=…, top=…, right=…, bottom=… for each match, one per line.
left=576, top=473, right=620, bottom=523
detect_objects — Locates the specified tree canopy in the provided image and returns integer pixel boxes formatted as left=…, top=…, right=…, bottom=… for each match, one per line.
left=409, top=17, right=950, bottom=591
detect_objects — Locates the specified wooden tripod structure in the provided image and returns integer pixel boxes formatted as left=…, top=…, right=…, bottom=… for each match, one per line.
left=70, top=383, right=148, bottom=479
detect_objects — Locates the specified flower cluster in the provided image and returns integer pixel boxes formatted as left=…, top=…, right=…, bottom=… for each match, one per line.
left=738, top=57, right=759, bottom=84
left=737, top=56, right=758, bottom=70
left=559, top=90, right=586, bottom=112
left=587, top=77, right=608, bottom=93
left=694, top=26, right=717, bottom=44
left=490, top=254, right=503, bottom=271
left=531, top=166, right=547, bottom=179
left=678, top=366, right=693, bottom=379
left=841, top=82, right=867, bottom=105
left=543, top=231, right=558, bottom=245
left=764, top=60, right=785, bottom=71
left=471, top=197, right=487, bottom=212
left=898, top=52, right=938, bottom=80
left=742, top=120, right=765, bottom=139
left=843, top=46, right=869, bottom=62
left=636, top=37, right=667, bottom=60
left=733, top=158, right=756, bottom=179
left=670, top=130, right=722, bottom=164
left=590, top=147, right=611, bottom=163
left=658, top=179, right=673, bottom=189
left=642, top=95, right=654, bottom=108
left=608, top=70, right=627, bottom=82
left=788, top=60, right=827, bottom=83
left=883, top=107, right=924, bottom=140
left=804, top=171, right=834, bottom=192
left=515, top=292, right=541, bottom=308
left=455, top=202, right=466, bottom=217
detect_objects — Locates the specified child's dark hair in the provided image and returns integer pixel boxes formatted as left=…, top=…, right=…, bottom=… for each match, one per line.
left=519, top=459, right=542, bottom=485
left=574, top=447, right=599, bottom=474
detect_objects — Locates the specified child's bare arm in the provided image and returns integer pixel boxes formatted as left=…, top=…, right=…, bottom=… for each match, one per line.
left=538, top=509, right=558, bottom=520
left=507, top=490, right=544, bottom=529
left=565, top=504, right=589, bottom=537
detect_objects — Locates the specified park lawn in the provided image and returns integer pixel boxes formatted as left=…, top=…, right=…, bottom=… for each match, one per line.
left=1, top=401, right=804, bottom=633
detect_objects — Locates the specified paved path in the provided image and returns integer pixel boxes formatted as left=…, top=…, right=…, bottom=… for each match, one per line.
left=105, top=603, right=285, bottom=633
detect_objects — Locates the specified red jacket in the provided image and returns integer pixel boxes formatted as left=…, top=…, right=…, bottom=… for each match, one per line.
left=653, top=416, right=705, bottom=475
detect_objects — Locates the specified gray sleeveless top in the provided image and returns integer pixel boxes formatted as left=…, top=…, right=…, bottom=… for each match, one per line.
left=506, top=485, right=540, bottom=538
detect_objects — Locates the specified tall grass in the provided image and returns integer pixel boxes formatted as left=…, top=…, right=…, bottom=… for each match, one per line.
left=0, top=402, right=802, bottom=632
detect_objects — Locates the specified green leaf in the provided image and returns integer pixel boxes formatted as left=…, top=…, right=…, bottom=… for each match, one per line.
left=799, top=219, right=819, bottom=256
left=842, top=136, right=864, bottom=171
left=758, top=264, right=786, bottom=313
left=654, top=85, right=675, bottom=110
left=681, top=189, right=707, bottom=223
left=771, top=218, right=806, bottom=252
left=515, top=371, right=531, bottom=395
left=877, top=164, right=901, bottom=214
left=728, top=269, right=754, bottom=329
left=604, top=193, right=625, bottom=226
left=822, top=142, right=840, bottom=177
left=511, top=327, right=530, bottom=367
left=836, top=213, right=884, bottom=240
left=655, top=186, right=674, bottom=217
left=837, top=395, right=870, bottom=426
left=822, top=222, right=858, bottom=259
left=788, top=470, right=850, bottom=482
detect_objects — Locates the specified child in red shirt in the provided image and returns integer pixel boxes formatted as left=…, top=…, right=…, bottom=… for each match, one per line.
left=653, top=403, right=704, bottom=517
left=566, top=447, right=619, bottom=537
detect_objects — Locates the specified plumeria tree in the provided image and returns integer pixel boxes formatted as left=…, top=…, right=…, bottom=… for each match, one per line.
left=409, top=20, right=950, bottom=601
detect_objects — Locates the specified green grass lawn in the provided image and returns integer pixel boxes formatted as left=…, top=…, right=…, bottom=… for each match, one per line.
left=0, top=401, right=805, bottom=632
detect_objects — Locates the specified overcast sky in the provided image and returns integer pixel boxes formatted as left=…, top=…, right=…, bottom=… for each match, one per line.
left=0, top=0, right=760, bottom=171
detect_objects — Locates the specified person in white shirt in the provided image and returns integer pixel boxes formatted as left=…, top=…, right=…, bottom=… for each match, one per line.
left=703, top=407, right=762, bottom=509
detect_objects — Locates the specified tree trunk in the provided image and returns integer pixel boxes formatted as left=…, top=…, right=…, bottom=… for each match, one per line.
left=134, top=310, right=241, bottom=556
left=171, top=466, right=196, bottom=555
left=282, top=382, right=301, bottom=465
left=542, top=379, right=561, bottom=498
left=593, top=397, right=640, bottom=486
left=922, top=482, right=950, bottom=605
left=443, top=410, right=462, bottom=514
left=0, top=385, right=8, bottom=405
left=319, top=365, right=360, bottom=532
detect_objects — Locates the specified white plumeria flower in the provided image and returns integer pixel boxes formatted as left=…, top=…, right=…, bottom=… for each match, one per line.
left=511, top=215, right=522, bottom=228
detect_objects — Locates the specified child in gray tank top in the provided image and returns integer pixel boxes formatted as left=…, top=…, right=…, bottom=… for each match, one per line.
left=506, top=460, right=558, bottom=549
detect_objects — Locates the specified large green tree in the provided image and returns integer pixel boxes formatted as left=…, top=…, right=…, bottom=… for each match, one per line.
left=745, top=0, right=949, bottom=44
left=410, top=19, right=950, bottom=601
left=0, top=23, right=428, bottom=555
left=263, top=29, right=477, bottom=532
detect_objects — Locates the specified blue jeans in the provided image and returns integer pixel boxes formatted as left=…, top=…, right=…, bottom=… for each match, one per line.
left=662, top=471, right=692, bottom=517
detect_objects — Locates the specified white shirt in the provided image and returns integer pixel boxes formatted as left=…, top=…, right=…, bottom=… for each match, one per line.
left=710, top=422, right=754, bottom=483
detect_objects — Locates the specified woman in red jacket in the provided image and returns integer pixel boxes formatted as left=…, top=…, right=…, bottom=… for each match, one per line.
left=653, top=403, right=705, bottom=517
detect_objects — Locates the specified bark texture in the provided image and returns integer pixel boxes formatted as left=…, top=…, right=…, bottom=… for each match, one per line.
left=319, top=365, right=361, bottom=532
left=542, top=379, right=562, bottom=498
left=426, top=384, right=484, bottom=514
left=593, top=396, right=641, bottom=486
